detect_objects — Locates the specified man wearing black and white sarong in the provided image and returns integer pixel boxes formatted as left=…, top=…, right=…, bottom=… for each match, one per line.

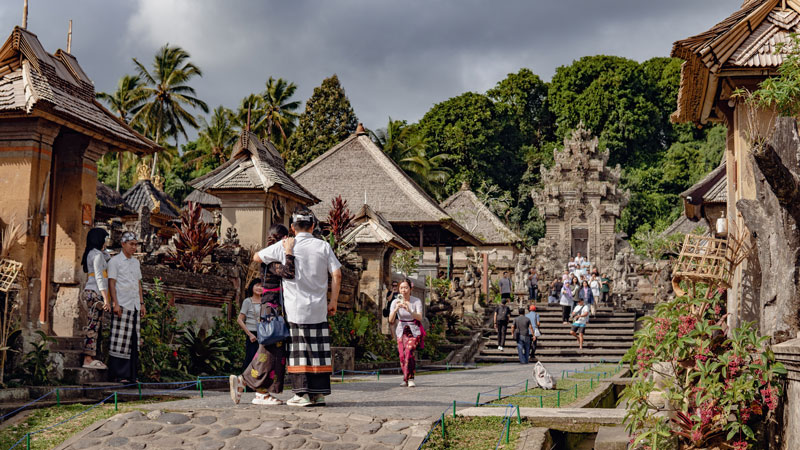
left=255, top=208, right=342, bottom=407
left=107, top=231, right=144, bottom=383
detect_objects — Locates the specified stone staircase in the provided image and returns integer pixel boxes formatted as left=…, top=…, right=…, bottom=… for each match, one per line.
left=50, top=336, right=108, bottom=384
left=474, top=304, right=636, bottom=364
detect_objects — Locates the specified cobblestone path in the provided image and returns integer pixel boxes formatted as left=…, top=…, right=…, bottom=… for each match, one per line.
left=55, top=362, right=585, bottom=450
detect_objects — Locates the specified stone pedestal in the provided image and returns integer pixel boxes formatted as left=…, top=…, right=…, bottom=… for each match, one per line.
left=774, top=337, right=800, bottom=450
left=332, top=346, right=354, bottom=373
left=51, top=286, right=83, bottom=336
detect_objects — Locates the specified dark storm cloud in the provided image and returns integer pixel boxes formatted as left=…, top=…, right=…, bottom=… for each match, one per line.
left=0, top=0, right=742, bottom=133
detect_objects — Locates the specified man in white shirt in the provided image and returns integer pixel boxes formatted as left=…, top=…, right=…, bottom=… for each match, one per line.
left=255, top=208, right=342, bottom=407
left=107, top=231, right=144, bottom=383
left=569, top=297, right=590, bottom=350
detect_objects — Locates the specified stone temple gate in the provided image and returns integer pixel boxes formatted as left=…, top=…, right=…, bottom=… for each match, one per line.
left=532, top=125, right=629, bottom=274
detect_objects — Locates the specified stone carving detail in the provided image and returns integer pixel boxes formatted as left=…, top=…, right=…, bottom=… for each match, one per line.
left=531, top=124, right=630, bottom=281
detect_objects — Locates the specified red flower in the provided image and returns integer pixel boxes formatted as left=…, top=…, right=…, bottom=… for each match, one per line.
left=349, top=329, right=355, bottom=335
left=732, top=440, right=748, bottom=450
left=678, top=315, right=697, bottom=337
left=172, top=351, right=178, bottom=358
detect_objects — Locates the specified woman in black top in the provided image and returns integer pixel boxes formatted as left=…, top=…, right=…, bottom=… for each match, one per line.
left=230, top=224, right=295, bottom=406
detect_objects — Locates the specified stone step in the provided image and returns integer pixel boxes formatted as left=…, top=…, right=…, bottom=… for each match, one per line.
left=474, top=355, right=623, bottom=364
left=56, top=349, right=85, bottom=367
left=481, top=342, right=631, bottom=353
left=63, top=367, right=108, bottom=385
left=50, top=336, right=86, bottom=351
left=480, top=347, right=628, bottom=356
left=487, top=329, right=635, bottom=338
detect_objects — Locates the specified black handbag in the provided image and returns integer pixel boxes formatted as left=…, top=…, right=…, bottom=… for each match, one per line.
left=257, top=281, right=290, bottom=346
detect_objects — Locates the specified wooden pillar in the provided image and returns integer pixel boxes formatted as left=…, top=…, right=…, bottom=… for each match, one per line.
left=418, top=226, right=424, bottom=253
left=482, top=252, right=489, bottom=297
left=435, top=229, right=440, bottom=264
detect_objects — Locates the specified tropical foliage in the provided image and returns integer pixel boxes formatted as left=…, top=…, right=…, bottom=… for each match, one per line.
left=139, top=278, right=186, bottom=381
left=324, top=195, right=355, bottom=251
left=22, top=331, right=54, bottom=386
left=391, top=250, right=422, bottom=277
left=169, top=201, right=219, bottom=273
left=622, top=289, right=786, bottom=449
left=329, top=311, right=395, bottom=361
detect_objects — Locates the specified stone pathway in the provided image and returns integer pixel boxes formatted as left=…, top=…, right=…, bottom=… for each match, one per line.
left=55, top=362, right=586, bottom=450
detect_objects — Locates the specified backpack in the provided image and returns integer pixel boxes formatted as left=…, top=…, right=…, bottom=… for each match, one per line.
left=496, top=305, right=510, bottom=322
left=533, top=361, right=555, bottom=390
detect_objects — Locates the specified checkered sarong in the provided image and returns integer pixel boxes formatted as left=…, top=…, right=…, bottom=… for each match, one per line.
left=109, top=308, right=139, bottom=360
left=286, top=322, right=332, bottom=374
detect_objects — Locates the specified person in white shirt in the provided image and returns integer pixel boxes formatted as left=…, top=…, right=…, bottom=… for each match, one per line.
left=107, top=231, right=144, bottom=383
left=589, top=274, right=601, bottom=316
left=569, top=297, right=591, bottom=350
left=388, top=279, right=423, bottom=387
left=255, top=208, right=342, bottom=407
left=80, top=228, right=111, bottom=370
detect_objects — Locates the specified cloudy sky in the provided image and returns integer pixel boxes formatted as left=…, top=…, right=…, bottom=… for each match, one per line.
left=0, top=0, right=743, bottom=133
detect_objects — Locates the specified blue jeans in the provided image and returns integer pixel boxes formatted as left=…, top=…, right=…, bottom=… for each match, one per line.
left=516, top=335, right=531, bottom=364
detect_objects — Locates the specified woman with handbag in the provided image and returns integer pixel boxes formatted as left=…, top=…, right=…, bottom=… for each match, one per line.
left=389, top=278, right=424, bottom=387
left=230, top=224, right=295, bottom=406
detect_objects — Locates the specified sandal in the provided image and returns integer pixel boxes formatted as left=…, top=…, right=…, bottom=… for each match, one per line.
left=82, top=360, right=107, bottom=369
left=229, top=375, right=244, bottom=404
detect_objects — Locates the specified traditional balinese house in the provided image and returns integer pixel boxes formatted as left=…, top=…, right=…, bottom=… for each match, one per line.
left=0, top=26, right=158, bottom=338
left=439, top=181, right=524, bottom=278
left=122, top=165, right=181, bottom=241
left=292, top=125, right=482, bottom=280
left=341, top=203, right=411, bottom=325
left=184, top=189, right=221, bottom=225
left=679, top=161, right=727, bottom=234
left=673, top=2, right=800, bottom=444
left=94, top=181, right=136, bottom=223
left=189, top=130, right=319, bottom=248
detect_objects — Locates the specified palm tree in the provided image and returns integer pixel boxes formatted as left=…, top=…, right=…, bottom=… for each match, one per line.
left=233, top=93, right=264, bottom=134
left=131, top=44, right=209, bottom=177
left=373, top=118, right=451, bottom=199
left=96, top=75, right=147, bottom=191
left=256, top=77, right=300, bottom=145
left=185, top=106, right=237, bottom=168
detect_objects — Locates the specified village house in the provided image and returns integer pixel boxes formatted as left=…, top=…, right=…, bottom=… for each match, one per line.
left=672, top=0, right=800, bottom=445
left=0, top=26, right=159, bottom=340
left=292, top=125, right=482, bottom=283
left=188, top=129, right=319, bottom=249
left=438, top=181, right=523, bottom=281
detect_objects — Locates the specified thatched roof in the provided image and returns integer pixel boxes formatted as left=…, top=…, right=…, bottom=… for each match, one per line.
left=0, top=27, right=158, bottom=153
left=681, top=162, right=727, bottom=206
left=96, top=181, right=135, bottom=216
left=662, top=215, right=710, bottom=238
left=292, top=132, right=481, bottom=246
left=123, top=179, right=181, bottom=219
left=342, top=204, right=412, bottom=250
left=440, top=182, right=523, bottom=245
left=189, top=131, right=318, bottom=205
left=184, top=189, right=221, bottom=207
left=671, top=0, right=800, bottom=123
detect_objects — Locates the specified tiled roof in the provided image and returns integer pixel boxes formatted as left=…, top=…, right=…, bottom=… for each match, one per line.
left=184, top=189, right=221, bottom=207
left=292, top=133, right=482, bottom=246
left=189, top=131, right=318, bottom=204
left=342, top=204, right=412, bottom=250
left=680, top=162, right=727, bottom=205
left=0, top=27, right=157, bottom=153
left=440, top=186, right=523, bottom=245
left=122, top=179, right=181, bottom=219
left=662, top=215, right=709, bottom=238
left=96, top=181, right=135, bottom=215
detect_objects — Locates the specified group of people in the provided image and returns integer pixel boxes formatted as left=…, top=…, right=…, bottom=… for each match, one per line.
left=493, top=298, right=541, bottom=364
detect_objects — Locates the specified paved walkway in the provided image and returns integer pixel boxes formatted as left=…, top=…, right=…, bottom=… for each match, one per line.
left=55, top=362, right=587, bottom=450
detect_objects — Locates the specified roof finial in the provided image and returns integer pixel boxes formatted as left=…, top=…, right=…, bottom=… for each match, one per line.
left=22, top=0, right=28, bottom=29
left=246, top=104, right=251, bottom=133
left=67, top=20, right=72, bottom=53
left=460, top=180, right=470, bottom=191
left=356, top=123, right=366, bottom=135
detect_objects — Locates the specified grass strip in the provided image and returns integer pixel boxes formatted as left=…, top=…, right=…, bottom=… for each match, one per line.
left=422, top=416, right=529, bottom=449
left=490, top=363, right=619, bottom=408
left=0, top=397, right=176, bottom=450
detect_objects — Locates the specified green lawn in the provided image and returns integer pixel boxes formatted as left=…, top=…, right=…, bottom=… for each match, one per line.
left=490, top=363, right=620, bottom=408
left=0, top=397, right=176, bottom=450
left=422, top=416, right=529, bottom=449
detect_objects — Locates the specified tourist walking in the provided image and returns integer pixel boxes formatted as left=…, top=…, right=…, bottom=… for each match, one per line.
left=569, top=297, right=591, bottom=350
left=230, top=225, right=295, bottom=405
left=527, top=269, right=538, bottom=301
left=559, top=280, right=573, bottom=324
left=255, top=208, right=342, bottom=407
left=589, top=275, right=601, bottom=315
left=498, top=271, right=513, bottom=301
left=80, top=228, right=111, bottom=370
left=389, top=279, right=424, bottom=387
left=511, top=307, right=534, bottom=364
left=494, top=298, right=511, bottom=350
left=548, top=278, right=562, bottom=305
left=107, top=232, right=143, bottom=383
left=525, top=305, right=541, bottom=360
left=600, top=273, right=612, bottom=304
left=578, top=280, right=596, bottom=317
left=237, top=280, right=263, bottom=372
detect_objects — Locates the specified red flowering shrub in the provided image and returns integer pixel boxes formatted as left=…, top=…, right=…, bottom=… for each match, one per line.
left=622, top=287, right=787, bottom=449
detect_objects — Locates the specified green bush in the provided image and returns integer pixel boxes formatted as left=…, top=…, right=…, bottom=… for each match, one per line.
left=22, top=331, right=54, bottom=385
left=139, top=278, right=187, bottom=381
left=178, top=326, right=230, bottom=375
left=329, top=311, right=395, bottom=361
left=419, top=315, right=448, bottom=361
left=210, top=304, right=246, bottom=373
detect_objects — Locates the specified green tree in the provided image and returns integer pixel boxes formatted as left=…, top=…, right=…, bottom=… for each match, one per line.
left=132, top=44, right=209, bottom=177
left=96, top=74, right=147, bottom=191
left=416, top=92, right=522, bottom=196
left=258, top=77, right=301, bottom=145
left=372, top=118, right=451, bottom=199
left=286, top=74, right=358, bottom=171
left=487, top=68, right=554, bottom=149
left=185, top=105, right=237, bottom=169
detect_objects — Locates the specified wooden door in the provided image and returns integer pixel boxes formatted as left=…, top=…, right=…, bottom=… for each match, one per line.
left=571, top=228, right=588, bottom=258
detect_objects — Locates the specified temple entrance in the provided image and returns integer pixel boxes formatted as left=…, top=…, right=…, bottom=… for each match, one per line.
left=571, top=228, right=588, bottom=258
